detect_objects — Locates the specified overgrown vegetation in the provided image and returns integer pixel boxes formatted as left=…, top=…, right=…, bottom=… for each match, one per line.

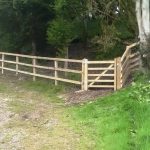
left=0, top=0, right=137, bottom=60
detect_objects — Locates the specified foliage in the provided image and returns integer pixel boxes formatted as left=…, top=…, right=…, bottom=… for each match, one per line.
left=88, top=0, right=137, bottom=59
left=47, top=18, right=76, bottom=56
left=0, top=0, right=138, bottom=60
left=0, top=0, right=54, bottom=54
left=47, top=0, right=101, bottom=57
left=129, top=82, right=150, bottom=103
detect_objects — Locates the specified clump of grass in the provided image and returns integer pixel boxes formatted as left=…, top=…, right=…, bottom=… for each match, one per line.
left=21, top=79, right=67, bottom=103
left=0, top=83, right=8, bottom=92
left=9, top=100, right=34, bottom=114
left=22, top=79, right=62, bottom=92
left=66, top=72, right=81, bottom=81
left=24, top=80, right=63, bottom=94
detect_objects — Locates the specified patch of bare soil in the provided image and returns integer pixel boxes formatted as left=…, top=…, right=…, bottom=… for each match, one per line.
left=64, top=74, right=134, bottom=105
left=0, top=95, right=14, bottom=126
left=64, top=89, right=112, bottom=105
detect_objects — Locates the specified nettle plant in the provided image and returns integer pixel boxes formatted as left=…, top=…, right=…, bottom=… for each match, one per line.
left=129, top=82, right=150, bottom=103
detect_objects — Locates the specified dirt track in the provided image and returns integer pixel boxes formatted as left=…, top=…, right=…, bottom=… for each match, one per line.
left=0, top=74, right=81, bottom=150
left=0, top=72, right=113, bottom=149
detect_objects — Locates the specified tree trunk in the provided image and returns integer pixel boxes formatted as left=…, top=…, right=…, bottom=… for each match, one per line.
left=136, top=0, right=150, bottom=75
left=31, top=40, right=37, bottom=56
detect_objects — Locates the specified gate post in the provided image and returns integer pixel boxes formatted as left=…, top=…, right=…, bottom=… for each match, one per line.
left=115, top=57, right=122, bottom=90
left=82, top=59, right=88, bottom=91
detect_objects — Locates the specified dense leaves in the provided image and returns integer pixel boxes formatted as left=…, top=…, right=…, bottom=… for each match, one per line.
left=0, top=0, right=138, bottom=59
left=0, top=0, right=54, bottom=54
left=129, top=82, right=150, bottom=103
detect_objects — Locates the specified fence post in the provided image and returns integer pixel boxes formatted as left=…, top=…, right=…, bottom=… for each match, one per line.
left=32, top=57, right=36, bottom=81
left=82, top=59, right=88, bottom=91
left=16, top=56, right=19, bottom=75
left=115, top=57, right=122, bottom=90
left=1, top=53, right=4, bottom=74
left=54, top=60, right=58, bottom=85
left=114, top=59, right=117, bottom=91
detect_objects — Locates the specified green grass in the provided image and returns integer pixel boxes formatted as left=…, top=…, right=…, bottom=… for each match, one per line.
left=9, top=100, right=35, bottom=114
left=19, top=76, right=150, bottom=150
left=66, top=78, right=150, bottom=150
left=1, top=74, right=149, bottom=149
left=21, top=79, right=66, bottom=103
left=23, top=80, right=64, bottom=95
left=66, top=72, right=81, bottom=81
left=0, top=83, right=8, bottom=92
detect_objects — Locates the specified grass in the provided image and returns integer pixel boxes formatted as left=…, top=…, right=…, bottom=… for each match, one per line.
left=0, top=83, right=8, bottom=92
left=21, top=79, right=67, bottom=104
left=9, top=100, right=35, bottom=114
left=66, top=77, right=150, bottom=150
left=0, top=76, right=82, bottom=149
left=0, top=74, right=149, bottom=149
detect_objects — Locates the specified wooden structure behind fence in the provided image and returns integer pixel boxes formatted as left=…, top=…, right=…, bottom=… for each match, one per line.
left=0, top=43, right=141, bottom=91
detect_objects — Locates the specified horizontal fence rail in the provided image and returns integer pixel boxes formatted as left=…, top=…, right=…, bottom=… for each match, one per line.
left=0, top=52, right=83, bottom=87
left=0, top=43, right=141, bottom=91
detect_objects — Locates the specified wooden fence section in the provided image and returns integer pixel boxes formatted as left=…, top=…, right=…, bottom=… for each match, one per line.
left=0, top=52, right=83, bottom=87
left=120, top=43, right=141, bottom=88
left=0, top=43, right=141, bottom=91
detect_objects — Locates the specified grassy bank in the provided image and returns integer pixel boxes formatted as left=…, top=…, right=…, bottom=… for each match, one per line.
left=67, top=78, right=150, bottom=149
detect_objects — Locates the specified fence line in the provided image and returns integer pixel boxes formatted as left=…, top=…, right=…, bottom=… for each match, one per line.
left=0, top=44, right=141, bottom=91
left=120, top=42, right=141, bottom=87
left=0, top=52, right=82, bottom=86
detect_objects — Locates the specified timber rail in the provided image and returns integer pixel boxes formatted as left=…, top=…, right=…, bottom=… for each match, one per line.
left=0, top=43, right=141, bottom=91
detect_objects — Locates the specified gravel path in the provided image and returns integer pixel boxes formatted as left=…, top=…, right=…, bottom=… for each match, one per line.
left=0, top=94, right=27, bottom=150
left=0, top=74, right=80, bottom=150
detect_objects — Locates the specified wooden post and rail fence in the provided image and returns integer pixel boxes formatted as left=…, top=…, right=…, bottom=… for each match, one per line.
left=0, top=43, right=141, bottom=91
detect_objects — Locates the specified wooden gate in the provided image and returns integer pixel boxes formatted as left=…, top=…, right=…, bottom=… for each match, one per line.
left=87, top=61, right=116, bottom=90
left=84, top=43, right=141, bottom=91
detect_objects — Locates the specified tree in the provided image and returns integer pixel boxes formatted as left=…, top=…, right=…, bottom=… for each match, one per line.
left=47, top=18, right=76, bottom=58
left=14, top=0, right=54, bottom=55
left=0, top=0, right=54, bottom=54
left=47, top=0, right=102, bottom=58
left=0, top=0, right=20, bottom=51
left=86, top=0, right=137, bottom=59
left=136, top=0, right=150, bottom=73
left=1, top=0, right=145, bottom=65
